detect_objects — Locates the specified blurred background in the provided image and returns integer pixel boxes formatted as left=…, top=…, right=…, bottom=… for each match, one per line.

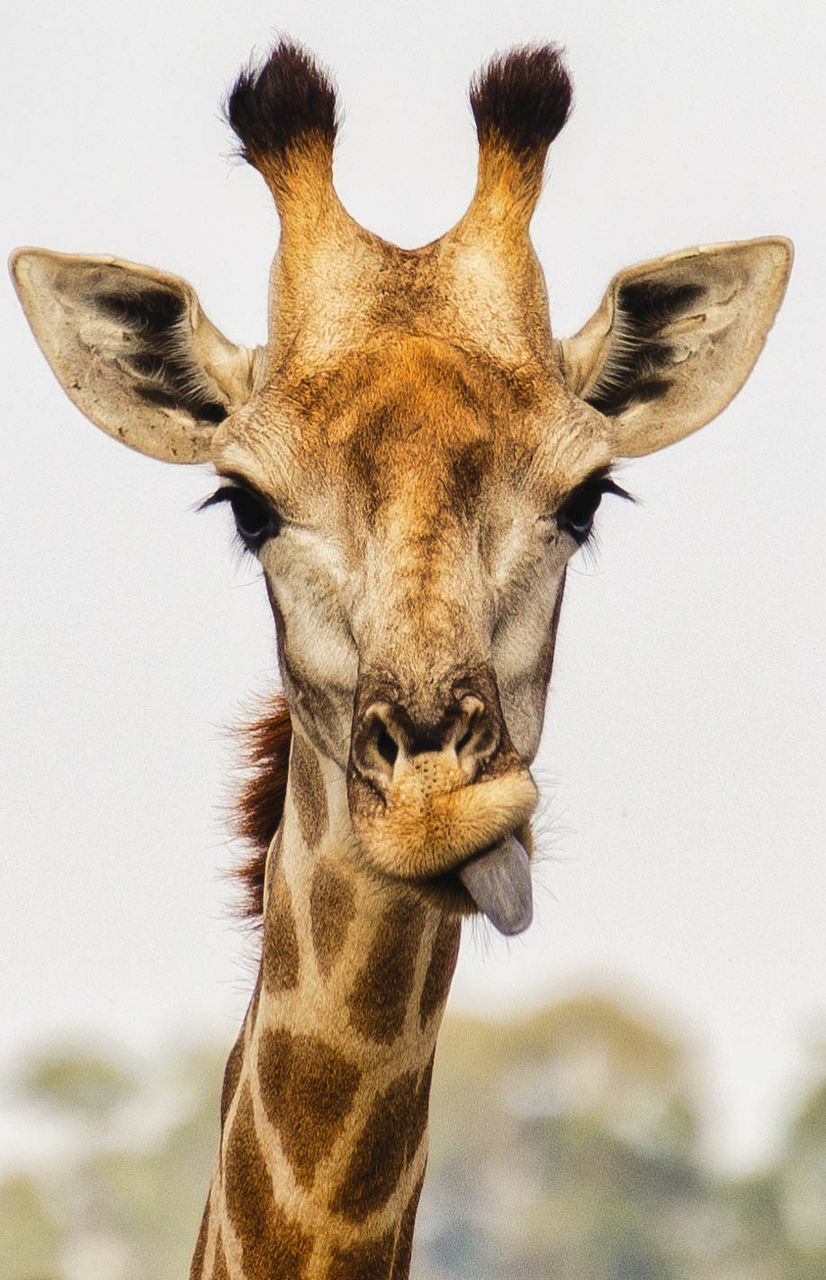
left=2, top=0, right=824, bottom=1276
left=4, top=1001, right=826, bottom=1278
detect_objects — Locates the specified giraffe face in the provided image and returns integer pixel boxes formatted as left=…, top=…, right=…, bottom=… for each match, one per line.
left=208, top=339, right=613, bottom=901
left=11, top=41, right=791, bottom=930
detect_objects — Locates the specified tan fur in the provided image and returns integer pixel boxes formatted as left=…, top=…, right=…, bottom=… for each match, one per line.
left=356, top=762, right=538, bottom=881
left=203, top=756, right=455, bottom=1280
left=10, top=40, right=792, bottom=1280
left=557, top=237, right=793, bottom=456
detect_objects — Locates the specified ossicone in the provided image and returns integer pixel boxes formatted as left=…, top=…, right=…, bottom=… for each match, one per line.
left=226, top=39, right=339, bottom=201
left=464, top=44, right=573, bottom=225
left=469, top=44, right=573, bottom=157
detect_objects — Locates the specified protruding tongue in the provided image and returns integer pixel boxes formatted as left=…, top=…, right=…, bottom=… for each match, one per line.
left=458, top=835, right=533, bottom=936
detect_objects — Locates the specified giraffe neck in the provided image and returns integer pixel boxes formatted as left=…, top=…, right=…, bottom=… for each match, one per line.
left=192, top=729, right=461, bottom=1280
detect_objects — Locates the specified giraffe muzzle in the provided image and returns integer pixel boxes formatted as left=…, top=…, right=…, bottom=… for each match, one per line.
left=351, top=691, right=499, bottom=794
left=347, top=670, right=539, bottom=929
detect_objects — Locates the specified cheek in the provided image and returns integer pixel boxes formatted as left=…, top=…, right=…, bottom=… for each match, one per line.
left=492, top=567, right=566, bottom=761
left=261, top=546, right=359, bottom=767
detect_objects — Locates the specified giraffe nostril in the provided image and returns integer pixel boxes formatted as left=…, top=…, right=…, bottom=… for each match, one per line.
left=375, top=721, right=399, bottom=769
left=354, top=689, right=501, bottom=792
left=353, top=701, right=408, bottom=790
left=452, top=694, right=498, bottom=768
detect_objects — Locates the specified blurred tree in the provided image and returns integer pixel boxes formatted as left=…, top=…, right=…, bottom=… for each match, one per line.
left=418, top=996, right=709, bottom=1279
left=14, top=1045, right=139, bottom=1125
left=78, top=1044, right=224, bottom=1280
left=0, top=1174, right=63, bottom=1280
left=777, top=1064, right=826, bottom=1278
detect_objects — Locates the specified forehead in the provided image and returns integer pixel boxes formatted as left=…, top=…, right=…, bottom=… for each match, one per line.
left=216, top=338, right=609, bottom=514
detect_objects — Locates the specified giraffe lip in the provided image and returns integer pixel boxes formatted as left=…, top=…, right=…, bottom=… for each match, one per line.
left=457, top=835, right=533, bottom=936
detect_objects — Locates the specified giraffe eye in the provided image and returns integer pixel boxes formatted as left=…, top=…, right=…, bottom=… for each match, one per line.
left=227, top=488, right=272, bottom=541
left=559, top=481, right=604, bottom=542
left=557, top=472, right=632, bottom=545
left=199, top=483, right=280, bottom=551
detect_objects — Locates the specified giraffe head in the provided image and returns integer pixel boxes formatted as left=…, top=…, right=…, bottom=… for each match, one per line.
left=11, top=42, right=791, bottom=935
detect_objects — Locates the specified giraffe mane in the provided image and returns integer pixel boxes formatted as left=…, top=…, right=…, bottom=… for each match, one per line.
left=232, top=693, right=293, bottom=920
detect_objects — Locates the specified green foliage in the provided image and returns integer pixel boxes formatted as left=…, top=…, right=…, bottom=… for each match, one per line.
left=14, top=1046, right=139, bottom=1121
left=0, top=1175, right=63, bottom=1280
left=1, top=1000, right=825, bottom=1279
left=0, top=1039, right=224, bottom=1280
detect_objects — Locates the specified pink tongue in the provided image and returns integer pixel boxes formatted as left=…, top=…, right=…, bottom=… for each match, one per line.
left=458, top=836, right=533, bottom=936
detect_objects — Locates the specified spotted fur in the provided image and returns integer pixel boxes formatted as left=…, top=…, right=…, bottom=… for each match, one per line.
left=211, top=1231, right=230, bottom=1280
left=11, top=28, right=792, bottom=1280
left=261, top=859, right=300, bottom=992
left=390, top=1174, right=425, bottom=1280
left=346, top=899, right=427, bottom=1045
left=189, top=1203, right=210, bottom=1280
left=225, top=1084, right=313, bottom=1277
left=327, top=1230, right=395, bottom=1280
left=418, top=919, right=461, bottom=1029
left=257, top=1029, right=362, bottom=1190
left=290, top=733, right=330, bottom=849
left=310, top=863, right=357, bottom=978
left=330, top=1066, right=430, bottom=1220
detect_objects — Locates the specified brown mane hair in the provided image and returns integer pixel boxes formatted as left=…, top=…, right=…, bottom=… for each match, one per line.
left=232, top=694, right=293, bottom=919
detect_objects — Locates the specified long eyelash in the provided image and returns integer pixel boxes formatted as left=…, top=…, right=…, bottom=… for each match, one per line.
left=584, top=467, right=636, bottom=506
left=576, top=526, right=603, bottom=568
left=197, top=467, right=276, bottom=510
left=567, top=469, right=636, bottom=550
left=599, top=475, right=635, bottom=505
left=195, top=485, right=260, bottom=560
left=197, top=485, right=240, bottom=513
left=581, top=477, right=635, bottom=549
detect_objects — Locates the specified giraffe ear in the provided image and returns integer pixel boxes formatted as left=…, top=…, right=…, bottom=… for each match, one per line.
left=557, top=238, right=792, bottom=458
left=10, top=248, right=259, bottom=463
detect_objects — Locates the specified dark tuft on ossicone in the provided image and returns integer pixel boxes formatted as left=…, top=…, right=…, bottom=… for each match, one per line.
left=470, top=44, right=573, bottom=158
left=227, top=39, right=338, bottom=167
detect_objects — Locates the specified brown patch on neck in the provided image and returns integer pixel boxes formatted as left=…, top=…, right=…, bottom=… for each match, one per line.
left=390, top=1170, right=425, bottom=1280
left=346, top=898, right=427, bottom=1045
left=311, top=862, right=357, bottom=978
left=225, top=1082, right=313, bottom=1278
left=212, top=1230, right=230, bottom=1280
left=262, top=857, right=300, bottom=992
left=330, top=1056, right=433, bottom=1221
left=188, top=1201, right=210, bottom=1280
left=290, top=732, right=329, bottom=848
left=326, top=1228, right=396, bottom=1279
left=233, top=694, right=293, bottom=920
left=248, top=975, right=262, bottom=1024
left=218, top=974, right=259, bottom=1140
left=418, top=918, right=461, bottom=1029
left=257, top=1027, right=362, bottom=1190
left=219, top=1026, right=245, bottom=1130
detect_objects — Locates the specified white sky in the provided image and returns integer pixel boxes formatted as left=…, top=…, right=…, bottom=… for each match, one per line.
left=2, top=0, right=824, bottom=1175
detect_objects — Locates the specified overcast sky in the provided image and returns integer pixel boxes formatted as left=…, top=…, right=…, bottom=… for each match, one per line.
left=2, top=0, right=824, bottom=1174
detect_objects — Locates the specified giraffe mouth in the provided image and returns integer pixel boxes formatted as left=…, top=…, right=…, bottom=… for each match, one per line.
left=456, top=835, right=533, bottom=935
left=347, top=747, right=538, bottom=932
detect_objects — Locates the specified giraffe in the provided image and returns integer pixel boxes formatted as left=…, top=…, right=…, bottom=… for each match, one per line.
left=11, top=37, right=791, bottom=1280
